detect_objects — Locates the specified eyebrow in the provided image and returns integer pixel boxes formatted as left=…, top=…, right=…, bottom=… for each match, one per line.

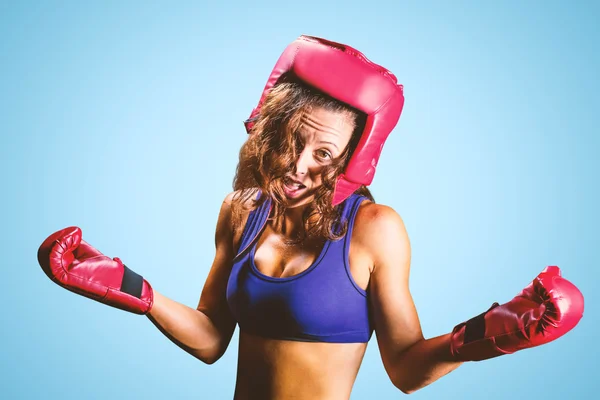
left=319, top=140, right=339, bottom=150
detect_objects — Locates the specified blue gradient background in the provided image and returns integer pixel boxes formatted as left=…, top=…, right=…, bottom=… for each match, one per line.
left=1, top=1, right=598, bottom=399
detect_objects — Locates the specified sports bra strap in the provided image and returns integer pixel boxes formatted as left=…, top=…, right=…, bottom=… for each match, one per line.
left=234, top=192, right=272, bottom=261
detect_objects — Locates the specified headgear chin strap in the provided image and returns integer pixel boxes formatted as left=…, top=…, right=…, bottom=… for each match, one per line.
left=245, top=35, right=405, bottom=206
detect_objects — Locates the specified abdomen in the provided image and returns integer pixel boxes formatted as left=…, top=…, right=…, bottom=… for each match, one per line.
left=233, top=330, right=368, bottom=400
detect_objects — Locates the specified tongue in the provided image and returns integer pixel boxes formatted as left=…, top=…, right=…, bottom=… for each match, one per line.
left=286, top=179, right=304, bottom=188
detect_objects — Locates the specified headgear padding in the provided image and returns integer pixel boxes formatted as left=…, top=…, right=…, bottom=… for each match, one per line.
left=245, top=35, right=404, bottom=206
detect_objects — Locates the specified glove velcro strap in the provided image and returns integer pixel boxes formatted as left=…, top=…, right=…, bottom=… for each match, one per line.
left=463, top=302, right=500, bottom=344
left=120, top=264, right=144, bottom=299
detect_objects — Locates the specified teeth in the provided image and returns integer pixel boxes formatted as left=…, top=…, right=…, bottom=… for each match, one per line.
left=284, top=178, right=303, bottom=189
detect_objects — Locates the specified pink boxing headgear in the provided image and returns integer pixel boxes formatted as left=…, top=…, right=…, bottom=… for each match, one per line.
left=245, top=35, right=405, bottom=206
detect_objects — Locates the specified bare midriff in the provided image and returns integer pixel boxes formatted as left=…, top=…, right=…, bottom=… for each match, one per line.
left=233, top=331, right=368, bottom=400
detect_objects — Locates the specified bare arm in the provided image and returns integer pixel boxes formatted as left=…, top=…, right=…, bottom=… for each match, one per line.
left=146, top=194, right=238, bottom=364
left=388, top=333, right=461, bottom=394
left=358, top=204, right=462, bottom=394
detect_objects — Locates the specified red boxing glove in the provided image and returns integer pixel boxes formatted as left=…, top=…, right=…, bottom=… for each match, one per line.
left=38, top=226, right=153, bottom=315
left=450, top=266, right=584, bottom=361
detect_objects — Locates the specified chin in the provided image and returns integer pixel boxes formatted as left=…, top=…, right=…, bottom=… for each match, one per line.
left=283, top=191, right=316, bottom=209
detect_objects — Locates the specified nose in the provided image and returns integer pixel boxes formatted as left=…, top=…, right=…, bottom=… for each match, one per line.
left=294, top=147, right=313, bottom=176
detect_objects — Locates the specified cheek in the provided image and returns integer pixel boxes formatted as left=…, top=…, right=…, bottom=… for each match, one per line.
left=308, top=168, right=328, bottom=188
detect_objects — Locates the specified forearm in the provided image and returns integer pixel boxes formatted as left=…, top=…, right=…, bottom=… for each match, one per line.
left=146, top=290, right=224, bottom=364
left=391, top=333, right=462, bottom=394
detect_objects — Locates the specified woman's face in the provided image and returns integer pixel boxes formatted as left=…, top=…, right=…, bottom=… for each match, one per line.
left=281, top=106, right=355, bottom=208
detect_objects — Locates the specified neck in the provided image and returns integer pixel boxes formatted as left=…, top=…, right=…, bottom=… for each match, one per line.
left=272, top=202, right=309, bottom=240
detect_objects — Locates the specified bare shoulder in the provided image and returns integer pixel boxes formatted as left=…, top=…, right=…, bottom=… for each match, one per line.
left=220, top=188, right=260, bottom=219
left=222, top=188, right=261, bottom=249
left=354, top=201, right=409, bottom=241
left=223, top=188, right=259, bottom=206
left=353, top=201, right=411, bottom=272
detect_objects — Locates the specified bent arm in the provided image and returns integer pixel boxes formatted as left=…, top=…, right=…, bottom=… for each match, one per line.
left=146, top=195, right=238, bottom=364
left=364, top=204, right=584, bottom=393
left=359, top=204, right=461, bottom=394
left=146, top=291, right=230, bottom=364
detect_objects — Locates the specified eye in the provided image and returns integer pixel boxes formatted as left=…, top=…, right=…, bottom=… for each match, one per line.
left=315, top=149, right=332, bottom=160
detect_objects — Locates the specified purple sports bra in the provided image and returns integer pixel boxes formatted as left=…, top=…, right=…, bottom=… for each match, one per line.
left=226, top=192, right=373, bottom=343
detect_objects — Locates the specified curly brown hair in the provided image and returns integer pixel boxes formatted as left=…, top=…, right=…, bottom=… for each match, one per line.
left=231, top=77, right=374, bottom=243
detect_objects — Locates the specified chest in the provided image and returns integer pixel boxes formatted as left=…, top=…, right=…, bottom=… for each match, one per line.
left=250, top=223, right=372, bottom=292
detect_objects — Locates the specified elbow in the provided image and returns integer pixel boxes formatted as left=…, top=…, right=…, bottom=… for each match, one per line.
left=193, top=332, right=232, bottom=365
left=194, top=345, right=227, bottom=365
left=393, top=381, right=420, bottom=395
left=194, top=350, right=222, bottom=365
left=199, top=354, right=220, bottom=365
left=399, top=387, right=414, bottom=395
left=389, top=368, right=423, bottom=395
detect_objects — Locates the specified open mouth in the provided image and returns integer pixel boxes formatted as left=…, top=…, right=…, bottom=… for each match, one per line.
left=282, top=177, right=306, bottom=197
left=283, top=177, right=306, bottom=189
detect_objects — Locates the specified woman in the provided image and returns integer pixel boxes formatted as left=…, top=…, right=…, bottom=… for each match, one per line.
left=38, top=36, right=584, bottom=400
